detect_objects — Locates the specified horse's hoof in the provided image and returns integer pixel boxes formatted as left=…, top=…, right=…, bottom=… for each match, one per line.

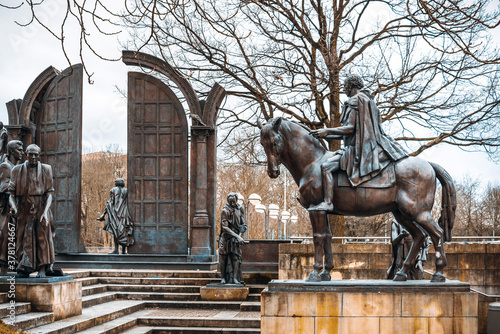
left=393, top=272, right=407, bottom=281
left=306, top=271, right=321, bottom=282
left=431, top=273, right=446, bottom=282
left=319, top=270, right=331, bottom=281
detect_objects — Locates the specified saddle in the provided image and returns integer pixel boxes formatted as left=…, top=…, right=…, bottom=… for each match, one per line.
left=337, top=163, right=396, bottom=188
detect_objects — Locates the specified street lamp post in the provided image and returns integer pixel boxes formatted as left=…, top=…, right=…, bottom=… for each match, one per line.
left=279, top=211, right=298, bottom=239
left=236, top=193, right=262, bottom=239
left=255, top=203, right=279, bottom=239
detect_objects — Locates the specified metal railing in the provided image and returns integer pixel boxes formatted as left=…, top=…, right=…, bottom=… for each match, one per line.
left=289, top=236, right=500, bottom=244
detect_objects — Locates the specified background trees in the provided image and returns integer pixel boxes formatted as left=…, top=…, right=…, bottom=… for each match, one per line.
left=81, top=146, right=127, bottom=250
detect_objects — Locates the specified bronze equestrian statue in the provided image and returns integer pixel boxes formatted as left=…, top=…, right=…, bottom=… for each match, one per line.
left=258, top=75, right=456, bottom=283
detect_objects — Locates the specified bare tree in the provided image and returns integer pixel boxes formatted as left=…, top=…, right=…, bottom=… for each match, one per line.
left=81, top=145, right=127, bottom=250
left=3, top=1, right=499, bottom=155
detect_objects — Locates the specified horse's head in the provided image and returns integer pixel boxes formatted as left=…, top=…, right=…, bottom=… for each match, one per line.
left=259, top=117, right=284, bottom=178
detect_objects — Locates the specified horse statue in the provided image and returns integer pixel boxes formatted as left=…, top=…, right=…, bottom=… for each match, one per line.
left=259, top=117, right=456, bottom=282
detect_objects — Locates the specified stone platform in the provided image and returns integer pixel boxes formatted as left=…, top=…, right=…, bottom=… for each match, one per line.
left=261, top=279, right=478, bottom=334
left=200, top=283, right=250, bottom=301
left=0, top=275, right=82, bottom=320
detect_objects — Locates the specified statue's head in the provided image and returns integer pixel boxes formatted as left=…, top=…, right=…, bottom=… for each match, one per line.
left=26, top=144, right=41, bottom=167
left=7, top=140, right=23, bottom=161
left=115, top=178, right=125, bottom=187
left=344, top=74, right=364, bottom=97
left=0, top=121, right=4, bottom=129
left=227, top=192, right=238, bottom=207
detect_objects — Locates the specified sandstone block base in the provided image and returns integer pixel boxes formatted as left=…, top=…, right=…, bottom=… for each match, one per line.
left=0, top=276, right=82, bottom=320
left=261, top=280, right=478, bottom=334
left=200, top=284, right=249, bottom=301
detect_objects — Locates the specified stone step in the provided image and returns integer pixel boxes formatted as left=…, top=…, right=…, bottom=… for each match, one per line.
left=121, top=327, right=154, bottom=334
left=0, top=292, right=8, bottom=303
left=75, top=309, right=152, bottom=334
left=82, top=292, right=117, bottom=308
left=106, top=284, right=200, bottom=293
left=76, top=277, right=100, bottom=287
left=3, top=311, right=54, bottom=331
left=0, top=301, right=31, bottom=318
left=29, top=300, right=144, bottom=334
left=240, top=302, right=260, bottom=312
left=247, top=294, right=261, bottom=302
left=82, top=284, right=108, bottom=297
left=124, top=327, right=260, bottom=334
left=116, top=292, right=200, bottom=301
left=137, top=316, right=260, bottom=328
left=140, top=300, right=244, bottom=310
left=63, top=270, right=91, bottom=279
left=88, top=270, right=218, bottom=278
left=97, top=277, right=219, bottom=286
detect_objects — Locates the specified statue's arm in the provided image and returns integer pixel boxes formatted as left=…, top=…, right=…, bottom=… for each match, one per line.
left=8, top=167, right=18, bottom=215
left=310, top=107, right=356, bottom=138
left=41, top=193, right=53, bottom=226
left=221, top=211, right=244, bottom=242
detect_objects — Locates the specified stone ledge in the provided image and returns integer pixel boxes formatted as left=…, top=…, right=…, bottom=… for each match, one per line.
left=268, top=279, right=470, bottom=293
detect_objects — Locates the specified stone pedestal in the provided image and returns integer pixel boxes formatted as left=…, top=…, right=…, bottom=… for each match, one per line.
left=261, top=279, right=478, bottom=334
left=200, top=283, right=249, bottom=301
left=0, top=276, right=82, bottom=320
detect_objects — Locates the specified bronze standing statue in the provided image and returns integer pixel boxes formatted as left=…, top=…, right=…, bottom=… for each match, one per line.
left=387, top=220, right=430, bottom=280
left=97, top=178, right=134, bottom=254
left=259, top=74, right=456, bottom=282
left=218, top=193, right=247, bottom=285
left=0, top=141, right=23, bottom=275
left=9, top=144, right=56, bottom=278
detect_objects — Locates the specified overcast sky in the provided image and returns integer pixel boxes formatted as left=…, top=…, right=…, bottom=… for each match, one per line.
left=1, top=2, right=499, bottom=187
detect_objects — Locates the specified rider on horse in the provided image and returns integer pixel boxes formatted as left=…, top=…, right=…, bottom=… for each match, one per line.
left=309, top=74, right=408, bottom=211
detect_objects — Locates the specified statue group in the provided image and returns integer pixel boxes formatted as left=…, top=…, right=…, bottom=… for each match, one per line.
left=0, top=142, right=58, bottom=278
left=0, top=137, right=135, bottom=277
left=259, top=73, right=456, bottom=283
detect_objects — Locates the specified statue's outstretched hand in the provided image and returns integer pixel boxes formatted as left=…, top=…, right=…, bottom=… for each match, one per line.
left=310, top=129, right=328, bottom=138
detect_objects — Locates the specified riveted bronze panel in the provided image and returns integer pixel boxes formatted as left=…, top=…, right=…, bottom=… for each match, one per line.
left=127, top=72, right=188, bottom=254
left=37, top=65, right=84, bottom=253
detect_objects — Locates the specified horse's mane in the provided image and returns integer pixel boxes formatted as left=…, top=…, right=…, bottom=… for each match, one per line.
left=268, top=117, right=326, bottom=153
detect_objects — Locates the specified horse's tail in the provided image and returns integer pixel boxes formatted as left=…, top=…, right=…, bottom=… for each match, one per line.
left=430, top=162, right=456, bottom=242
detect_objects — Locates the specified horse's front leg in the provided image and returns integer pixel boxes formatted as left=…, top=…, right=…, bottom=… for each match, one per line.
left=306, top=211, right=333, bottom=282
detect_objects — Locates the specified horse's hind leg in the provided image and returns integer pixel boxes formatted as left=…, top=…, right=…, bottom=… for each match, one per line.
left=414, top=211, right=447, bottom=282
left=392, top=210, right=427, bottom=281
left=306, top=211, right=333, bottom=282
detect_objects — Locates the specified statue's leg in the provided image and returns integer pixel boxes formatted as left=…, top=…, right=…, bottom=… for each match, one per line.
left=414, top=211, right=447, bottom=282
left=321, top=213, right=333, bottom=281
left=219, top=254, right=227, bottom=284
left=392, top=211, right=426, bottom=281
left=306, top=211, right=326, bottom=282
left=109, top=238, right=119, bottom=254
left=309, top=156, right=340, bottom=212
left=231, top=253, right=242, bottom=284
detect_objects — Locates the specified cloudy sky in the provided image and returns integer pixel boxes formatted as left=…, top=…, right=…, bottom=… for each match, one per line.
left=0, top=2, right=499, bottom=186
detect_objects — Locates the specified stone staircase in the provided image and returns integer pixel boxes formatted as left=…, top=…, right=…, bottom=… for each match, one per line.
left=1, top=270, right=264, bottom=334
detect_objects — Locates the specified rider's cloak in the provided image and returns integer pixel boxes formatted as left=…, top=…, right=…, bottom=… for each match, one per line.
left=340, top=90, right=408, bottom=186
